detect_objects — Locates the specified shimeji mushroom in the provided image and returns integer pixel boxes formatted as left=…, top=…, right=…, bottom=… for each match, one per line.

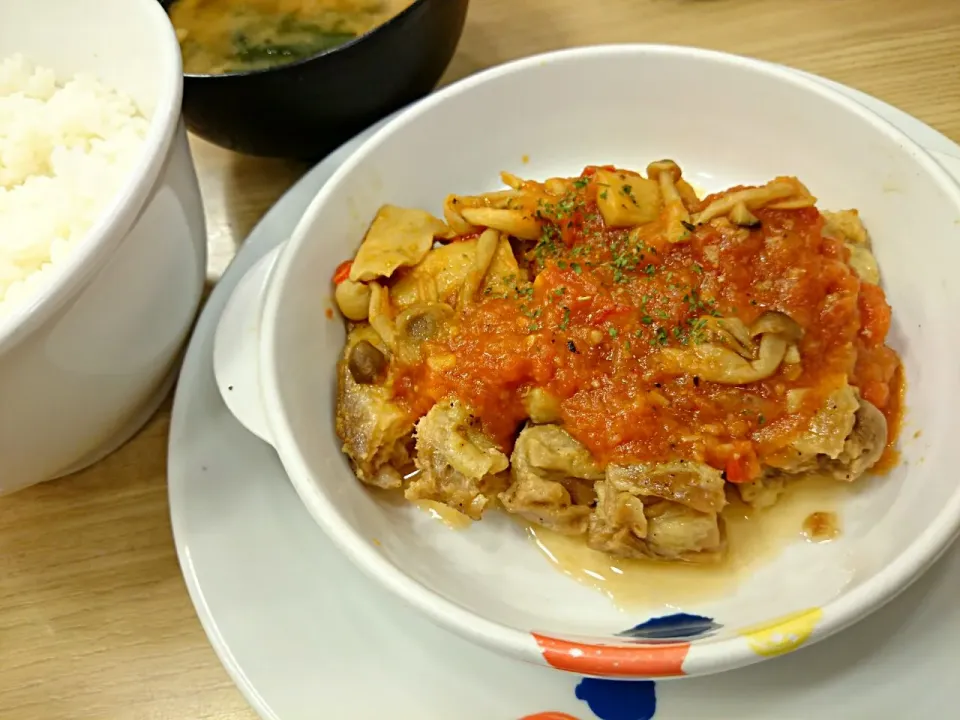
left=444, top=188, right=543, bottom=240
left=693, top=178, right=815, bottom=225
left=458, top=228, right=501, bottom=309
left=394, top=302, right=455, bottom=364
left=335, top=278, right=372, bottom=321
left=367, top=281, right=397, bottom=350
left=347, top=340, right=388, bottom=385
left=729, top=201, right=761, bottom=227
left=646, top=160, right=693, bottom=243
left=662, top=311, right=803, bottom=385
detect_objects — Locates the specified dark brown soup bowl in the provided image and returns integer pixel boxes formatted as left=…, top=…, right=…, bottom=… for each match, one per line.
left=160, top=0, right=470, bottom=160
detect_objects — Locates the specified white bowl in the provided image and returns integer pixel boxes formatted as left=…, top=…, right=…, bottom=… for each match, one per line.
left=0, top=0, right=206, bottom=493
left=254, top=46, right=960, bottom=678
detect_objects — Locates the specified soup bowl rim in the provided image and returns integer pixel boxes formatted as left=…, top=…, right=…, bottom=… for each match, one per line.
left=163, top=0, right=432, bottom=79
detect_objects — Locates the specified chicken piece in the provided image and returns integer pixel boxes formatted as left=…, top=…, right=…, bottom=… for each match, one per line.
left=771, top=384, right=860, bottom=473
left=792, top=384, right=860, bottom=460
left=643, top=500, right=724, bottom=561
left=819, top=398, right=887, bottom=481
left=736, top=470, right=787, bottom=509
left=499, top=425, right=603, bottom=535
left=593, top=168, right=661, bottom=228
left=514, top=425, right=605, bottom=486
left=587, top=478, right=649, bottom=557
left=846, top=245, right=881, bottom=284
left=605, top=460, right=727, bottom=514
left=822, top=210, right=869, bottom=245
left=390, top=235, right=519, bottom=310
left=349, top=205, right=450, bottom=282
left=588, top=480, right=724, bottom=562
left=500, top=476, right=593, bottom=536
left=405, top=398, right=509, bottom=519
left=587, top=459, right=726, bottom=561
left=822, top=210, right=881, bottom=283
left=744, top=390, right=883, bottom=506
left=769, top=384, right=887, bottom=483
left=335, top=326, right=415, bottom=489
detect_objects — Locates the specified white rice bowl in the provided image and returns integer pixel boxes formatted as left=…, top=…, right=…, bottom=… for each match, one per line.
left=0, top=54, right=149, bottom=315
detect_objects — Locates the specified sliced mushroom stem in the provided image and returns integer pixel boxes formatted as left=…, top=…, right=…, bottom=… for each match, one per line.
left=693, top=181, right=804, bottom=225
left=500, top=171, right=524, bottom=190
left=459, top=207, right=540, bottom=241
left=368, top=282, right=397, bottom=349
left=458, top=229, right=500, bottom=309
left=443, top=194, right=478, bottom=234
left=729, top=201, right=761, bottom=227
left=647, top=159, right=693, bottom=243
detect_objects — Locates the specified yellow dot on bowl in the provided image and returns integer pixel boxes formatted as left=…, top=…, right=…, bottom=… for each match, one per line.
left=738, top=607, right=824, bottom=658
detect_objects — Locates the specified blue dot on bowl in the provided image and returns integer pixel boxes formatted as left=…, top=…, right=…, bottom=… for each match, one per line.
left=575, top=678, right=657, bottom=720
left=616, top=612, right=721, bottom=642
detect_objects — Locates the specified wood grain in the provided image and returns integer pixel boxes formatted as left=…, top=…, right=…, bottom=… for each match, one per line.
left=2, top=1, right=959, bottom=717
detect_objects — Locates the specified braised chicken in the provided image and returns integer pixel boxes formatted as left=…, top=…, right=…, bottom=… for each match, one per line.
left=332, top=161, right=902, bottom=564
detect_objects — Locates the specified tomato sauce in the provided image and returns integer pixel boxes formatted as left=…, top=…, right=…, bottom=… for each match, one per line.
left=391, top=169, right=903, bottom=475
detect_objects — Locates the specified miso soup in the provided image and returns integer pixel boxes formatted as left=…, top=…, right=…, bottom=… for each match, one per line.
left=170, top=0, right=416, bottom=75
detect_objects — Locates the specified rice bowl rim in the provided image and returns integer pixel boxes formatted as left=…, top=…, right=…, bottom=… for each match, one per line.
left=0, top=0, right=185, bottom=355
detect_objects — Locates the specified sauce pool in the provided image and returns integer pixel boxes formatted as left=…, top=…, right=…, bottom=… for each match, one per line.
left=524, top=474, right=846, bottom=608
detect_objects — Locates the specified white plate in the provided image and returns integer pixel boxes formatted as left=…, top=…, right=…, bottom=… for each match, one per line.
left=168, top=70, right=960, bottom=720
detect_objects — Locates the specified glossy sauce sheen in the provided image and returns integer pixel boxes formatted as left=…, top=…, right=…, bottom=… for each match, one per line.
left=802, top=510, right=841, bottom=542
left=415, top=499, right=472, bottom=530
left=170, top=0, right=415, bottom=74
left=526, top=474, right=847, bottom=608
left=394, top=166, right=902, bottom=474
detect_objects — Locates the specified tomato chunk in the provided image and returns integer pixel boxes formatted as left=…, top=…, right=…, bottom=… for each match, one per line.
left=332, top=260, right=353, bottom=285
left=858, top=282, right=892, bottom=347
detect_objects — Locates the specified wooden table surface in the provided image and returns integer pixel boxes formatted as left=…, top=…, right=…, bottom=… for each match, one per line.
left=3, top=1, right=960, bottom=718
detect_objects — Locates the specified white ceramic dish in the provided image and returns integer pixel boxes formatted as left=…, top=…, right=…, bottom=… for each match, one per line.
left=171, top=79, right=960, bottom=718
left=227, top=46, right=960, bottom=678
left=0, top=0, right=206, bottom=494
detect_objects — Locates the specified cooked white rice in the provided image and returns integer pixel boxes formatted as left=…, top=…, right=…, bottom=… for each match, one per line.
left=0, top=54, right=149, bottom=317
